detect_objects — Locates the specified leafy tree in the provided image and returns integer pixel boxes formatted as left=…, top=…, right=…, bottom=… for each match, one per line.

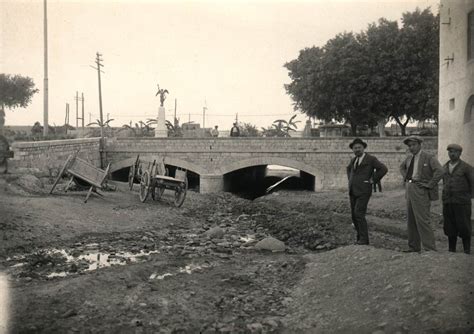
left=0, top=74, right=39, bottom=134
left=240, top=122, right=261, bottom=137
left=392, top=8, right=439, bottom=134
left=284, top=7, right=439, bottom=136
left=87, top=119, right=114, bottom=137
left=165, top=120, right=183, bottom=137
left=120, top=120, right=154, bottom=137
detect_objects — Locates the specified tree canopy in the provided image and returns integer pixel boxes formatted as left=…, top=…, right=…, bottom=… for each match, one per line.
left=0, top=74, right=39, bottom=110
left=284, top=8, right=439, bottom=135
left=0, top=74, right=39, bottom=134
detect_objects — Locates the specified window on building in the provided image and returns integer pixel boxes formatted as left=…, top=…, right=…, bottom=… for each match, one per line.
left=469, top=11, right=474, bottom=60
left=464, top=95, right=474, bottom=124
left=449, top=98, right=455, bottom=110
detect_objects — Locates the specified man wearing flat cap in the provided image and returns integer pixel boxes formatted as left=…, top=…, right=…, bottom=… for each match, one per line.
left=347, top=138, right=388, bottom=245
left=400, top=136, right=443, bottom=252
left=442, top=144, right=473, bottom=254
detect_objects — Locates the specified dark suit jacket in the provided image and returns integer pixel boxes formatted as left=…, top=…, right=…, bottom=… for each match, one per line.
left=399, top=150, right=444, bottom=201
left=442, top=160, right=474, bottom=205
left=347, top=153, right=388, bottom=197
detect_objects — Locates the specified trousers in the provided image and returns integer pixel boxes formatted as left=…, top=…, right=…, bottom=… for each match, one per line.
left=443, top=203, right=472, bottom=238
left=406, top=182, right=436, bottom=251
left=350, top=194, right=370, bottom=244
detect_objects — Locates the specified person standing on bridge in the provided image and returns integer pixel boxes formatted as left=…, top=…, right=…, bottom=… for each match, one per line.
left=347, top=138, right=388, bottom=245
left=230, top=122, right=240, bottom=137
left=400, top=136, right=443, bottom=252
left=441, top=144, right=473, bottom=254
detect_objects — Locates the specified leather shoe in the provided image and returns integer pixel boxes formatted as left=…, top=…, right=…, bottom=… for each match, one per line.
left=402, top=249, right=420, bottom=253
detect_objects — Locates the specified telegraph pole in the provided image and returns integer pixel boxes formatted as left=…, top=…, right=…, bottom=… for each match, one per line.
left=81, top=92, right=85, bottom=131
left=91, top=52, right=105, bottom=167
left=174, top=98, right=177, bottom=124
left=203, top=99, right=207, bottom=128
left=91, top=52, right=104, bottom=138
left=74, top=91, right=85, bottom=128
left=65, top=103, right=70, bottom=134
left=43, top=0, right=49, bottom=136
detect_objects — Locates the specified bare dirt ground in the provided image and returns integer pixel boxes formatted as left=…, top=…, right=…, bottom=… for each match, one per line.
left=0, top=176, right=473, bottom=334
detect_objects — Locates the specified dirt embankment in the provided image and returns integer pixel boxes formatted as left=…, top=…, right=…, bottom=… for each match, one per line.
left=0, top=178, right=473, bottom=333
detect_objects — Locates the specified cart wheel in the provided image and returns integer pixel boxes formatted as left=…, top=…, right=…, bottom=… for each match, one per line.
left=152, top=185, right=165, bottom=201
left=128, top=164, right=136, bottom=190
left=174, top=178, right=188, bottom=208
left=139, top=170, right=150, bottom=202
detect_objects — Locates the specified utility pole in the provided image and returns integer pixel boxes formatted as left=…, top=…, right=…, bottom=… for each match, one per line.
left=203, top=99, right=207, bottom=128
left=43, top=0, right=49, bottom=136
left=174, top=98, right=177, bottom=124
left=91, top=52, right=105, bottom=167
left=91, top=52, right=104, bottom=137
left=81, top=92, right=85, bottom=131
left=74, top=91, right=84, bottom=129
left=65, top=103, right=70, bottom=134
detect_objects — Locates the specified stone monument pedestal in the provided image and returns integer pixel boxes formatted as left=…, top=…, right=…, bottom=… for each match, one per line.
left=155, top=106, right=167, bottom=137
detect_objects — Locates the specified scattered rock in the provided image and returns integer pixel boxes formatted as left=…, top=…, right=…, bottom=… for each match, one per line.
left=255, top=237, right=286, bottom=252
left=14, top=174, right=44, bottom=193
left=61, top=309, right=77, bottom=318
left=204, top=226, right=225, bottom=239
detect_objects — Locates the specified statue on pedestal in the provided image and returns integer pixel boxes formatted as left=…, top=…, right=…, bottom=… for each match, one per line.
left=155, top=85, right=169, bottom=107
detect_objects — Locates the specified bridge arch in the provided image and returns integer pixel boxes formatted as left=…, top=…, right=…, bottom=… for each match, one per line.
left=109, top=156, right=207, bottom=175
left=219, top=156, right=323, bottom=191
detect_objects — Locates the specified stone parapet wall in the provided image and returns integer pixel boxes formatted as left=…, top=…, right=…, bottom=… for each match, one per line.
left=105, top=137, right=438, bottom=192
left=10, top=138, right=101, bottom=177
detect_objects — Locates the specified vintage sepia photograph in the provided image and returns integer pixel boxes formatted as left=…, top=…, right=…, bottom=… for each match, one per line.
left=0, top=0, right=473, bottom=333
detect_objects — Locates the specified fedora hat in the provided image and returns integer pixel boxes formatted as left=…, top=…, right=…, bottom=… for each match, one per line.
left=349, top=138, right=367, bottom=149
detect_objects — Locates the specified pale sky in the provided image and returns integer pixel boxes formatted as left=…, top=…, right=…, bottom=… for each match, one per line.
left=1, top=0, right=439, bottom=130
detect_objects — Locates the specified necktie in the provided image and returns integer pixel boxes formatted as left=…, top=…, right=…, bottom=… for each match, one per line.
left=354, top=157, right=360, bottom=171
left=405, top=155, right=415, bottom=181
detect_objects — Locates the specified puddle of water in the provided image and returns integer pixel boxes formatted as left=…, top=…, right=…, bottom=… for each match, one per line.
left=150, top=273, right=173, bottom=280
left=47, top=272, right=68, bottom=278
left=79, top=250, right=159, bottom=271
left=149, top=263, right=210, bottom=280
left=8, top=248, right=159, bottom=279
left=239, top=236, right=256, bottom=243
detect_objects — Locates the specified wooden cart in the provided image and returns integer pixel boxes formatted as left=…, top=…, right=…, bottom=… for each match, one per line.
left=139, top=158, right=187, bottom=208
left=50, top=152, right=110, bottom=203
left=128, top=154, right=143, bottom=190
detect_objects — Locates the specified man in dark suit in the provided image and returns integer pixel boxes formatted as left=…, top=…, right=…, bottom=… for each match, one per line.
left=400, top=136, right=444, bottom=252
left=442, top=144, right=473, bottom=254
left=347, top=138, right=388, bottom=245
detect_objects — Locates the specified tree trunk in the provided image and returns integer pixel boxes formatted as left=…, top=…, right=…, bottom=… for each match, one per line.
left=393, top=116, right=409, bottom=136
left=350, top=123, right=357, bottom=136
left=377, top=119, right=387, bottom=137
left=0, top=104, right=5, bottom=136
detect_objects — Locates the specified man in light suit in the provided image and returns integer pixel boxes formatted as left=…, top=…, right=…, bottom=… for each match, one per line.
left=400, top=136, right=444, bottom=252
left=347, top=138, right=388, bottom=245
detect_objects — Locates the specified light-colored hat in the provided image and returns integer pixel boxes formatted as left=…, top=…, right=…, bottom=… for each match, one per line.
left=447, top=143, right=462, bottom=152
left=403, top=136, right=423, bottom=145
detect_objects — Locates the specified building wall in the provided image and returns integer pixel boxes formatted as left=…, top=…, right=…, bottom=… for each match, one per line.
left=10, top=138, right=101, bottom=177
left=439, top=0, right=474, bottom=165
left=105, top=137, right=438, bottom=193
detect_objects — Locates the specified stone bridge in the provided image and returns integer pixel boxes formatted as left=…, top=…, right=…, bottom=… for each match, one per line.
left=10, top=137, right=437, bottom=193
left=104, top=137, right=437, bottom=193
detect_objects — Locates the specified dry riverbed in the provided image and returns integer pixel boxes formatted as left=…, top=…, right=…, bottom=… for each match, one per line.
left=0, top=176, right=473, bottom=333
